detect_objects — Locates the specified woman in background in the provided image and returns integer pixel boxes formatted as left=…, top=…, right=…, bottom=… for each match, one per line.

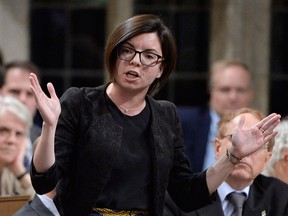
left=0, top=96, right=34, bottom=198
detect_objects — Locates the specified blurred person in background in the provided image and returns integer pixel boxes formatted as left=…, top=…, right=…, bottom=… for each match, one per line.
left=0, top=96, right=34, bottom=198
left=177, top=60, right=254, bottom=173
left=0, top=60, right=42, bottom=170
left=166, top=108, right=288, bottom=216
left=14, top=187, right=58, bottom=216
left=189, top=108, right=288, bottom=216
left=262, top=117, right=288, bottom=184
left=14, top=138, right=59, bottom=216
left=165, top=60, right=254, bottom=215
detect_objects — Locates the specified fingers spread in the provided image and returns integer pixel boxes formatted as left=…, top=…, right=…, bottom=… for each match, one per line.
left=235, top=114, right=246, bottom=132
left=47, top=83, right=58, bottom=100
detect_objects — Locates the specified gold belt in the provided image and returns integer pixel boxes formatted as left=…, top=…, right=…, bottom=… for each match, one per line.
left=92, top=208, right=150, bottom=216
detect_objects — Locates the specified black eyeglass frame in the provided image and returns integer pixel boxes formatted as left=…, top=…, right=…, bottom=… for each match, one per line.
left=116, top=46, right=164, bottom=67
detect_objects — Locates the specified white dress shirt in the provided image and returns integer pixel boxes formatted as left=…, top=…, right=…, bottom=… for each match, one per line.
left=217, top=181, right=249, bottom=216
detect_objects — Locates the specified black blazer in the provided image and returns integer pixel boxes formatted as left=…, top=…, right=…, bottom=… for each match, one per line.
left=190, top=175, right=288, bottom=216
left=31, top=84, right=213, bottom=216
left=13, top=195, right=55, bottom=216
left=176, top=106, right=211, bottom=173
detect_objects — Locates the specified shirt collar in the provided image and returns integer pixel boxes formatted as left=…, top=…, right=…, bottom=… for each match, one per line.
left=218, top=181, right=250, bottom=202
left=209, top=108, right=221, bottom=127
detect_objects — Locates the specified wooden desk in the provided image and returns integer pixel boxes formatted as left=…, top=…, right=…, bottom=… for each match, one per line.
left=0, top=195, right=30, bottom=216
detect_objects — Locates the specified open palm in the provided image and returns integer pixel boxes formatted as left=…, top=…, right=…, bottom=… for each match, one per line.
left=231, top=113, right=280, bottom=159
left=29, top=73, right=61, bottom=126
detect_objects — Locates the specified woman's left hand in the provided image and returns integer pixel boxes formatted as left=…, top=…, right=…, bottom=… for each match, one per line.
left=229, top=113, right=281, bottom=159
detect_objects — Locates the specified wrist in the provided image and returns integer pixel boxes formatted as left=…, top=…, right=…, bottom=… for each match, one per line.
left=226, top=149, right=241, bottom=165
left=42, top=121, right=58, bottom=130
left=17, top=170, right=29, bottom=180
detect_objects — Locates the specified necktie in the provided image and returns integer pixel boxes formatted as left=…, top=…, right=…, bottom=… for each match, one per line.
left=227, top=192, right=246, bottom=216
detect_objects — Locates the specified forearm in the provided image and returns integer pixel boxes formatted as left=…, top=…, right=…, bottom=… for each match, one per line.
left=33, top=122, right=57, bottom=172
left=206, top=154, right=235, bottom=194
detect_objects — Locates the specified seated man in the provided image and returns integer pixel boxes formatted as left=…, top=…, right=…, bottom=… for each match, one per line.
left=262, top=117, right=288, bottom=184
left=0, top=96, right=35, bottom=198
left=13, top=138, right=59, bottom=216
left=13, top=188, right=59, bottom=216
left=165, top=108, right=288, bottom=215
left=189, top=108, right=288, bottom=215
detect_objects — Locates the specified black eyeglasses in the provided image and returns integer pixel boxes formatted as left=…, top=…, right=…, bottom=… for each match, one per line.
left=117, top=46, right=164, bottom=67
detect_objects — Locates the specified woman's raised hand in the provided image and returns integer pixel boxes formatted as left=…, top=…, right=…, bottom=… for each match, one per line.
left=29, top=73, right=61, bottom=127
left=230, top=113, right=281, bottom=159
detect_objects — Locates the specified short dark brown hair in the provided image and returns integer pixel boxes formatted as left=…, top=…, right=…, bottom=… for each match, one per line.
left=0, top=60, right=40, bottom=88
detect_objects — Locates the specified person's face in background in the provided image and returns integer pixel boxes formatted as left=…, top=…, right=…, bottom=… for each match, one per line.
left=0, top=68, right=37, bottom=116
left=210, top=65, right=253, bottom=117
left=0, top=111, right=27, bottom=164
left=273, top=147, right=288, bottom=184
left=214, top=113, right=271, bottom=189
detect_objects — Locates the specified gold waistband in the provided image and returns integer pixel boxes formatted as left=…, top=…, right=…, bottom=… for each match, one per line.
left=92, top=208, right=150, bottom=216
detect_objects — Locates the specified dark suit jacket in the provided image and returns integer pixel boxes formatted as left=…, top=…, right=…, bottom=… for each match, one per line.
left=189, top=175, right=288, bottom=216
left=176, top=106, right=211, bottom=173
left=13, top=195, right=55, bottom=216
left=30, top=124, right=41, bottom=143
left=31, top=84, right=213, bottom=216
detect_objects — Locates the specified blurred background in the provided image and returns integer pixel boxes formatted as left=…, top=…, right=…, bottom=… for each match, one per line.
left=0, top=0, right=287, bottom=117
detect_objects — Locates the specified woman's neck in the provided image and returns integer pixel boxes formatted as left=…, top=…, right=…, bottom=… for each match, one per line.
left=106, top=83, right=147, bottom=115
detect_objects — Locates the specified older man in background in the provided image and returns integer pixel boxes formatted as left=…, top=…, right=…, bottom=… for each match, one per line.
left=165, top=60, right=254, bottom=216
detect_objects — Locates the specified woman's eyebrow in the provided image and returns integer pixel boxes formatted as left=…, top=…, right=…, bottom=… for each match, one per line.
left=122, top=41, right=161, bottom=54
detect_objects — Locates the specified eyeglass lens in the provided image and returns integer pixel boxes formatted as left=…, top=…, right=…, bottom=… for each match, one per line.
left=117, top=46, right=161, bottom=67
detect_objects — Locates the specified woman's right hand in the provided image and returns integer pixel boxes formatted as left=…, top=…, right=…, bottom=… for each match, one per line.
left=29, top=73, right=61, bottom=127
